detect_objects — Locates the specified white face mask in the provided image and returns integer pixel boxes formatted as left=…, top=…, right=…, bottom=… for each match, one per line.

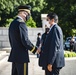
left=39, top=36, right=41, bottom=39
left=47, top=22, right=50, bottom=27
left=46, top=21, right=50, bottom=28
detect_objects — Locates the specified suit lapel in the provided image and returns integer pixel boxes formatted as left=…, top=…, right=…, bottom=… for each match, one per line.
left=48, top=24, right=56, bottom=36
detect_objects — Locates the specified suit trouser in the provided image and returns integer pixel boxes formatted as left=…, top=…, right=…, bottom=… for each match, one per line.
left=11, top=62, right=28, bottom=75
left=45, top=67, right=61, bottom=75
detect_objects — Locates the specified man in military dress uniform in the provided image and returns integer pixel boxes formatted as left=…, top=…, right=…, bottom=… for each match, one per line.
left=8, top=5, right=38, bottom=75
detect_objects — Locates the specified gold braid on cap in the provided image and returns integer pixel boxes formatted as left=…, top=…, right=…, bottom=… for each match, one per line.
left=18, top=9, right=30, bottom=14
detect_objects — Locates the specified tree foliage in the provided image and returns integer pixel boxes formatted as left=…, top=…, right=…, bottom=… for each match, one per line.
left=0, top=0, right=46, bottom=27
left=0, top=0, right=27, bottom=26
left=43, top=0, right=76, bottom=38
left=0, top=0, right=76, bottom=38
left=26, top=16, right=36, bottom=28
left=26, top=0, right=47, bottom=27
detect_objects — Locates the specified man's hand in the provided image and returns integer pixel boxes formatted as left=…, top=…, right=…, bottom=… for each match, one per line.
left=36, top=47, right=41, bottom=54
left=47, top=64, right=52, bottom=72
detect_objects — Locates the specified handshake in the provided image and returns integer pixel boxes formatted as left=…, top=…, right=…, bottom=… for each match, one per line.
left=36, top=47, right=41, bottom=54
left=31, top=46, right=41, bottom=54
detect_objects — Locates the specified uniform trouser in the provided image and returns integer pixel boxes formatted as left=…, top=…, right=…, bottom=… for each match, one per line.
left=45, top=67, right=61, bottom=75
left=11, top=62, right=28, bottom=75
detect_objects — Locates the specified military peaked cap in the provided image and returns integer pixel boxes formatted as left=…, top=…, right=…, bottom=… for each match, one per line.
left=18, top=5, right=31, bottom=14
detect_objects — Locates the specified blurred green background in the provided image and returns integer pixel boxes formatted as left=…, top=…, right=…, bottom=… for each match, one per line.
left=0, top=0, right=76, bottom=39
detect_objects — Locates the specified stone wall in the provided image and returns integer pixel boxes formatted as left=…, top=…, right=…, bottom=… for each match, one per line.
left=0, top=27, right=43, bottom=48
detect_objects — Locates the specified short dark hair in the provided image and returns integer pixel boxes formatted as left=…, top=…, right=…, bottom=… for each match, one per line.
left=47, top=12, right=58, bottom=23
left=37, top=33, right=41, bottom=36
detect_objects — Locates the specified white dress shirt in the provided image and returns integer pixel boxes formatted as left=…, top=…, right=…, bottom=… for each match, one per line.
left=17, top=16, right=24, bottom=22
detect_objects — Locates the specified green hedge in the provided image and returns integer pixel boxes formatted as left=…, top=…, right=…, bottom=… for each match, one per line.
left=64, top=51, right=76, bottom=57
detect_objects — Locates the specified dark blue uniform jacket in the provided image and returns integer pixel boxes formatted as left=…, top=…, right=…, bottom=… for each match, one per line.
left=8, top=17, right=37, bottom=63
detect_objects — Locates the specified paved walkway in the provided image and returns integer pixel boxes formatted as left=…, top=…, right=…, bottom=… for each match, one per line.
left=0, top=52, right=76, bottom=75
left=0, top=53, right=44, bottom=75
left=28, top=55, right=44, bottom=75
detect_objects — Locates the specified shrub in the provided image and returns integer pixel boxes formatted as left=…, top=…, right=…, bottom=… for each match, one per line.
left=6, top=18, right=13, bottom=27
left=64, top=51, right=76, bottom=57
left=68, top=53, right=72, bottom=57
left=64, top=53, right=68, bottom=57
left=26, top=16, right=36, bottom=28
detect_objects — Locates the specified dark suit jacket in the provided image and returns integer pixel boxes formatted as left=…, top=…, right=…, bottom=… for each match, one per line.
left=8, top=17, right=37, bottom=63
left=39, top=32, right=48, bottom=67
left=39, top=24, right=65, bottom=68
left=36, top=37, right=41, bottom=47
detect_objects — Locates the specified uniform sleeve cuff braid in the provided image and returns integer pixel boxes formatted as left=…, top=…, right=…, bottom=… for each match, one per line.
left=31, top=46, right=37, bottom=54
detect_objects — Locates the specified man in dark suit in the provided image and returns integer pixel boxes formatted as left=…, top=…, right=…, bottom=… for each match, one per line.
left=8, top=5, right=38, bottom=75
left=39, top=27, right=50, bottom=67
left=36, top=33, right=41, bottom=58
left=39, top=12, right=65, bottom=75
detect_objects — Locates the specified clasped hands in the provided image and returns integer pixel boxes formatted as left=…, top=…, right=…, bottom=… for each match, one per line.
left=36, top=47, right=41, bottom=54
